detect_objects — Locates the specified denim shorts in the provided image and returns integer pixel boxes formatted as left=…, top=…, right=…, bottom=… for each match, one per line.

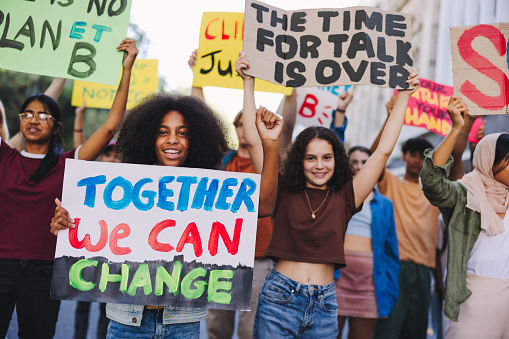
left=253, top=269, right=339, bottom=338
left=106, top=309, right=200, bottom=339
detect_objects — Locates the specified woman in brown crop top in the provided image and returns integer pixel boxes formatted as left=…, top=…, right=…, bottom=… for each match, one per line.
left=235, top=52, right=419, bottom=338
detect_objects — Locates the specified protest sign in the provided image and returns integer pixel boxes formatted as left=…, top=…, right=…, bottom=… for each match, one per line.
left=292, top=86, right=340, bottom=139
left=243, top=0, right=413, bottom=89
left=52, top=160, right=260, bottom=310
left=393, top=78, right=453, bottom=136
left=193, top=12, right=291, bottom=95
left=72, top=59, right=159, bottom=110
left=0, top=0, right=132, bottom=85
left=450, top=23, right=509, bottom=115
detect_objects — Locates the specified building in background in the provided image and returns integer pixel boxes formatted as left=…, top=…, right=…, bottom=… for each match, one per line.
left=346, top=0, right=509, bottom=172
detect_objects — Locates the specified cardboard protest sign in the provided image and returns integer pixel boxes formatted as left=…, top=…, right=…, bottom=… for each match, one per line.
left=72, top=59, right=159, bottom=110
left=393, top=78, right=453, bottom=136
left=193, top=12, right=291, bottom=95
left=52, top=160, right=260, bottom=310
left=0, top=0, right=132, bottom=85
left=292, top=86, right=340, bottom=139
left=450, top=23, right=509, bottom=115
left=243, top=0, right=413, bottom=89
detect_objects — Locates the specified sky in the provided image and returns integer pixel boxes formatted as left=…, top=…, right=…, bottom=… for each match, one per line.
left=128, top=0, right=362, bottom=122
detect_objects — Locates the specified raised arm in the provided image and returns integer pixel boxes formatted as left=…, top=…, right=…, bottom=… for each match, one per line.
left=370, top=95, right=395, bottom=154
left=188, top=49, right=205, bottom=100
left=44, top=78, right=66, bottom=101
left=255, top=107, right=283, bottom=217
left=279, top=89, right=296, bottom=158
left=78, top=38, right=138, bottom=160
left=433, top=96, right=467, bottom=166
left=73, top=101, right=86, bottom=148
left=235, top=52, right=263, bottom=174
left=353, top=70, right=419, bottom=207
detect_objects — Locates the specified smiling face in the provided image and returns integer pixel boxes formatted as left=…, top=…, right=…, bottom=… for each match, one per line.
left=303, top=138, right=335, bottom=189
left=155, top=110, right=189, bottom=167
left=19, top=100, right=57, bottom=146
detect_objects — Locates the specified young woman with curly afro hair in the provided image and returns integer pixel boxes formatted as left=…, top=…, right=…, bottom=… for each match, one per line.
left=51, top=93, right=230, bottom=338
left=235, top=51, right=420, bottom=338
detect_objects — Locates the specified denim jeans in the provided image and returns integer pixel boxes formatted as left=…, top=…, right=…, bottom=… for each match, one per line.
left=0, top=259, right=61, bottom=339
left=106, top=308, right=200, bottom=339
left=253, top=269, right=339, bottom=338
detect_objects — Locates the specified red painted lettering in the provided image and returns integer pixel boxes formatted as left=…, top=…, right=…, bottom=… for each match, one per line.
left=68, top=218, right=108, bottom=252
left=298, top=94, right=318, bottom=118
left=205, top=18, right=218, bottom=40
left=222, top=20, right=229, bottom=40
left=176, top=222, right=203, bottom=257
left=148, top=219, right=176, bottom=252
left=208, top=219, right=243, bottom=256
left=109, top=223, right=131, bottom=255
left=458, top=25, right=509, bottom=110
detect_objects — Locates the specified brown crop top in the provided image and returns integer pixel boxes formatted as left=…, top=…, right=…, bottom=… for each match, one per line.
left=265, top=176, right=361, bottom=270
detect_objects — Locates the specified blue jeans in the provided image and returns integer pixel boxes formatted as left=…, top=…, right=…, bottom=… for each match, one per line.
left=106, top=309, right=200, bottom=339
left=0, top=259, right=61, bottom=339
left=253, top=269, right=339, bottom=338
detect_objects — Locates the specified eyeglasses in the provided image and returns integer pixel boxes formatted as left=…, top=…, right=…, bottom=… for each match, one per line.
left=19, top=112, right=55, bottom=122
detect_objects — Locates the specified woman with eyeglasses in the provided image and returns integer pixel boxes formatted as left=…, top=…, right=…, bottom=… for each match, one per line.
left=0, top=38, right=138, bottom=339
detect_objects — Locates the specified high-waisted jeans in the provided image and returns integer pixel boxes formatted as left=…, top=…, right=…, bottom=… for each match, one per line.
left=253, top=269, right=338, bottom=338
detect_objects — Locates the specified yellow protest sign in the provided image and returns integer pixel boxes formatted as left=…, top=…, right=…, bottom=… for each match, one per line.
left=72, top=59, right=159, bottom=110
left=193, top=12, right=291, bottom=95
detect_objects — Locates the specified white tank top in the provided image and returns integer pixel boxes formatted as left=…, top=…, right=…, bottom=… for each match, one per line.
left=467, top=213, right=509, bottom=279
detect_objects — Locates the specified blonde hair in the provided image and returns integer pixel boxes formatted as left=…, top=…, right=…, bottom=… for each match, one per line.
left=0, top=100, right=9, bottom=140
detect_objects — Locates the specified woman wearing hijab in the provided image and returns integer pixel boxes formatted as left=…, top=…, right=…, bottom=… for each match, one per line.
left=421, top=96, right=509, bottom=338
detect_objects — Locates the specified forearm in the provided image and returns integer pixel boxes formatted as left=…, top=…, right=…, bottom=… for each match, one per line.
left=103, top=67, right=131, bottom=133
left=370, top=117, right=388, bottom=153
left=73, top=113, right=85, bottom=148
left=44, top=78, right=66, bottom=100
left=334, top=110, right=345, bottom=127
left=433, top=126, right=462, bottom=166
left=190, top=86, right=204, bottom=101
left=242, top=78, right=263, bottom=173
left=375, top=93, right=409, bottom=156
left=449, top=117, right=473, bottom=180
left=279, top=89, right=296, bottom=157
left=258, top=141, right=279, bottom=217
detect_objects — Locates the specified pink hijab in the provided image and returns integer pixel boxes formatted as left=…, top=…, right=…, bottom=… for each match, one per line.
left=459, top=133, right=509, bottom=235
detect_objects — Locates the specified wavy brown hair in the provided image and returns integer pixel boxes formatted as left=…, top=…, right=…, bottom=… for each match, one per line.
left=117, top=94, right=229, bottom=169
left=282, top=126, right=352, bottom=193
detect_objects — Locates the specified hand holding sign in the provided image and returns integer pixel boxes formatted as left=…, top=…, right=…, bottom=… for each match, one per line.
left=235, top=51, right=254, bottom=82
left=446, top=96, right=468, bottom=129
left=51, top=199, right=75, bottom=236
left=117, top=38, right=139, bottom=70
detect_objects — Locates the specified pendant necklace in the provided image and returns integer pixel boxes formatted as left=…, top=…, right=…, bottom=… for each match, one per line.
left=304, top=189, right=329, bottom=219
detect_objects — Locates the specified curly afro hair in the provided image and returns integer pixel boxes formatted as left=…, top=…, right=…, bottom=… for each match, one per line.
left=116, top=94, right=229, bottom=169
left=282, top=126, right=352, bottom=193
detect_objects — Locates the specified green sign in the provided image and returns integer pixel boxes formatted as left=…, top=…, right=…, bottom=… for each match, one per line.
left=0, top=0, right=133, bottom=85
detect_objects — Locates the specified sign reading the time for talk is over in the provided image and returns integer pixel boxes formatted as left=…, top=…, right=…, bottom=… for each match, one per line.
left=0, top=0, right=132, bottom=85
left=52, top=160, right=260, bottom=310
left=243, top=0, right=414, bottom=89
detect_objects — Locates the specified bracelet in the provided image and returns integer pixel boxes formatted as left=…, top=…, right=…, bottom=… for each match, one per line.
left=460, top=131, right=469, bottom=137
left=336, top=109, right=346, bottom=113
left=74, top=129, right=83, bottom=132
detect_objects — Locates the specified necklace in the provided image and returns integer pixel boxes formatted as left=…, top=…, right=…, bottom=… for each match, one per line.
left=304, top=189, right=329, bottom=219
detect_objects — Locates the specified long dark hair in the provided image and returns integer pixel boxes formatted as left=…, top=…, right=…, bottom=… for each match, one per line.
left=494, top=133, right=509, bottom=176
left=20, top=94, right=63, bottom=182
left=116, top=94, right=229, bottom=169
left=282, top=126, right=352, bottom=192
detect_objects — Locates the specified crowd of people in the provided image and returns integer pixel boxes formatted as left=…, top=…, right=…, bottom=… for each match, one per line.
left=0, top=19, right=507, bottom=339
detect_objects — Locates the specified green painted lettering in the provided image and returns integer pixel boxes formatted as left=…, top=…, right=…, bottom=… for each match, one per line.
left=127, top=263, right=152, bottom=296
left=154, top=262, right=182, bottom=296
left=181, top=267, right=207, bottom=300
left=69, top=259, right=98, bottom=291
left=207, top=270, right=234, bottom=304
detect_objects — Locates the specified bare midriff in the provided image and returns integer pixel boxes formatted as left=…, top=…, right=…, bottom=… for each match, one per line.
left=275, top=260, right=335, bottom=285
left=343, top=234, right=372, bottom=252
